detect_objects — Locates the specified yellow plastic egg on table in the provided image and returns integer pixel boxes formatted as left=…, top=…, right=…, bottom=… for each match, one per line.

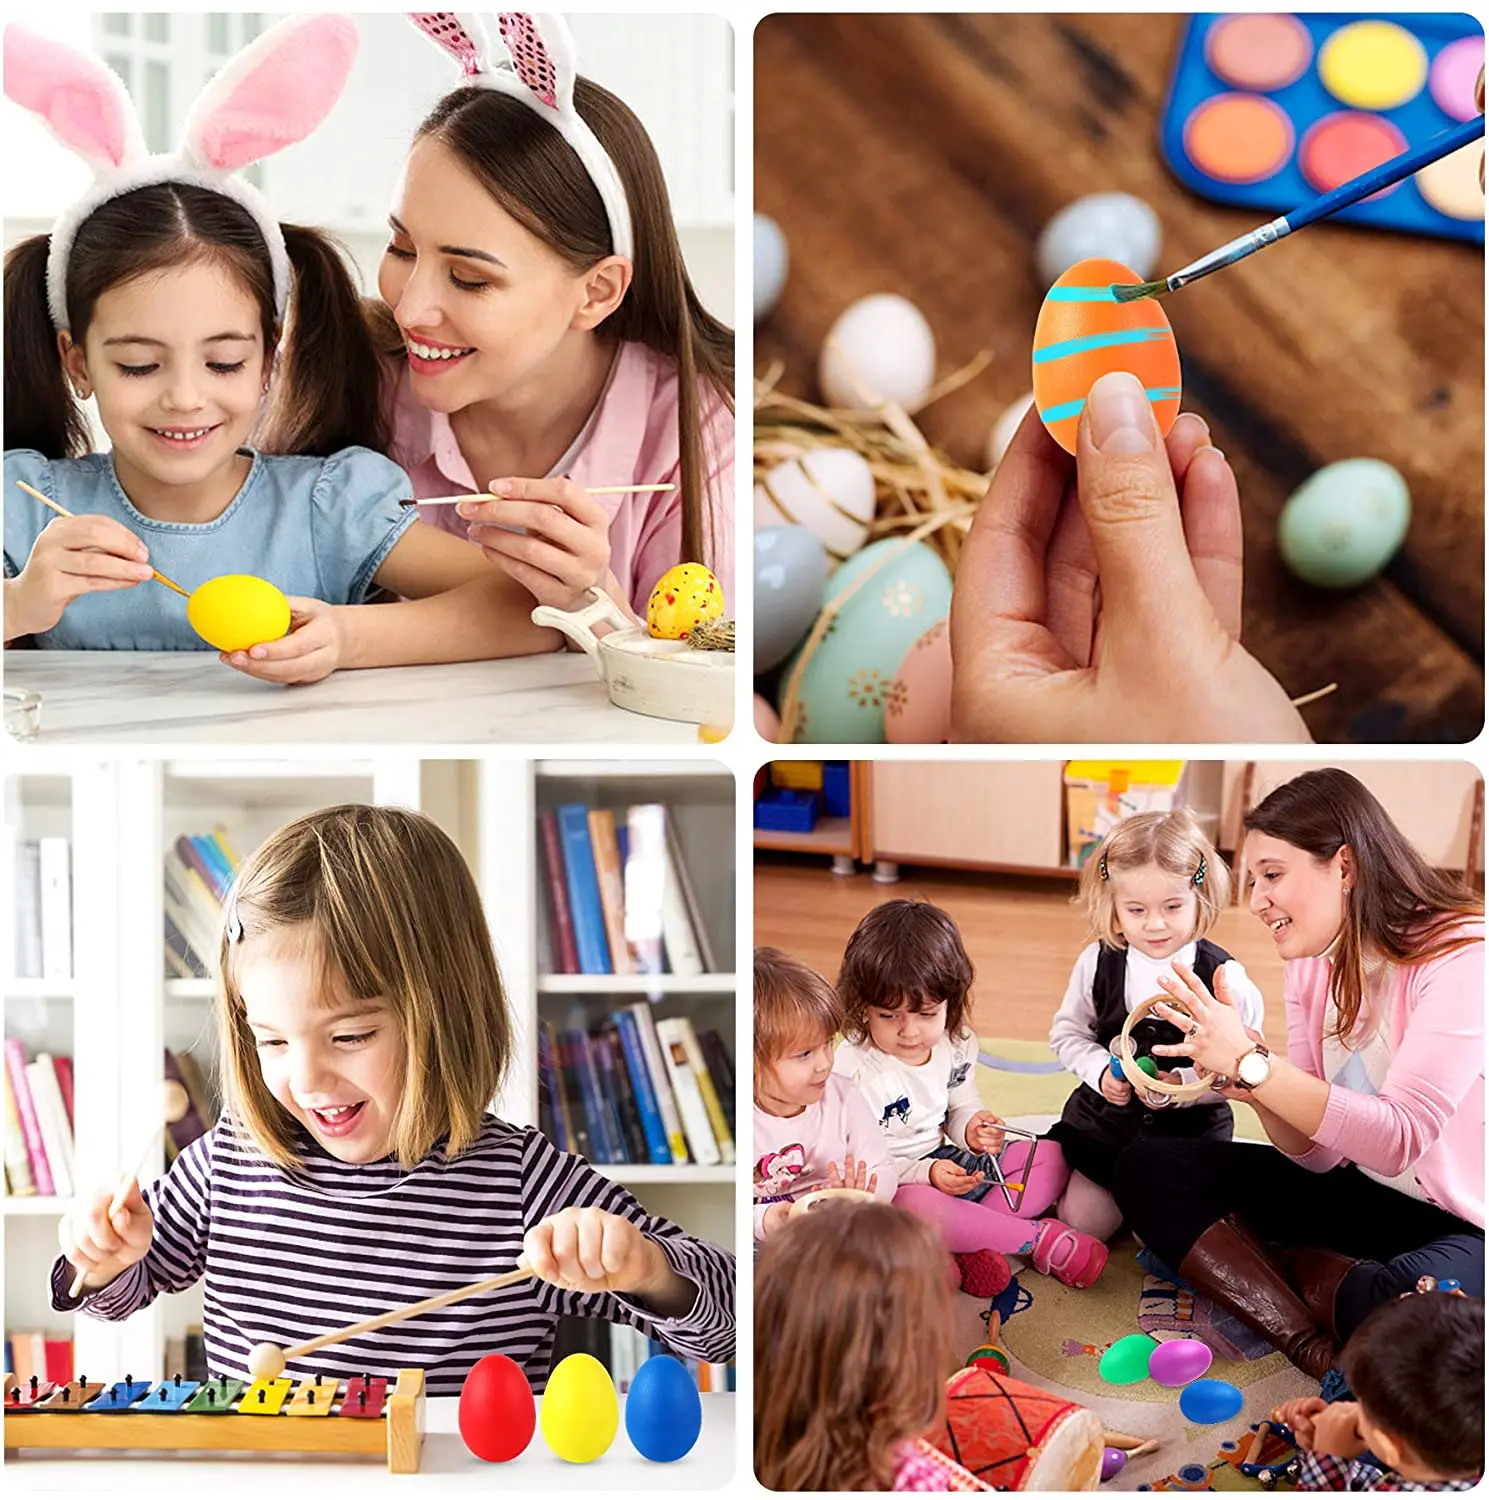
left=540, top=1352, right=618, bottom=1464
left=1032, top=258, right=1181, bottom=455
left=186, top=574, right=292, bottom=653
left=647, top=562, right=724, bottom=640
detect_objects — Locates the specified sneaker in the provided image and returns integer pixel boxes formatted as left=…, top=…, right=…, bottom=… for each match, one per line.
left=954, top=1249, right=1012, bottom=1299
left=1031, top=1218, right=1108, bottom=1288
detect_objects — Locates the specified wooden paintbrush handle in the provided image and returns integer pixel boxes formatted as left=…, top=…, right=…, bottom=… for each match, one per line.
left=279, top=1265, right=535, bottom=1361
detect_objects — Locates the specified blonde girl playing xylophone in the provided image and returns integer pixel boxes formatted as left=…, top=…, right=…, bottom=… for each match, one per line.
left=53, top=805, right=734, bottom=1395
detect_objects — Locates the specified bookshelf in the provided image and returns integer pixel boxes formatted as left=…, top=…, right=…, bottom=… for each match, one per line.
left=5, top=756, right=738, bottom=1388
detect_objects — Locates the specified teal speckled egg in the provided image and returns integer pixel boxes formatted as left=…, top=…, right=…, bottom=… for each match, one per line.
left=784, top=538, right=952, bottom=743
left=1278, top=459, right=1410, bottom=588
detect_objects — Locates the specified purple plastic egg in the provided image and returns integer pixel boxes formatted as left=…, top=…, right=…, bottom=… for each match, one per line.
left=1102, top=1447, right=1127, bottom=1481
left=1149, top=1337, right=1213, bottom=1387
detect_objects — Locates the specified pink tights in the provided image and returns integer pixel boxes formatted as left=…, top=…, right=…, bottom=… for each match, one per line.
left=895, top=1138, right=1071, bottom=1255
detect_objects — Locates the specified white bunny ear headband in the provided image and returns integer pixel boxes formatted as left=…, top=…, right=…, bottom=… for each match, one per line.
left=407, top=12, right=633, bottom=260
left=2, top=15, right=359, bottom=331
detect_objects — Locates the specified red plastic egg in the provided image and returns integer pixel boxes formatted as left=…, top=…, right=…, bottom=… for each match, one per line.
left=459, top=1353, right=536, bottom=1463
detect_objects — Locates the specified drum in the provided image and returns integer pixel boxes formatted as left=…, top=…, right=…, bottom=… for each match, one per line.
left=933, top=1367, right=1104, bottom=1491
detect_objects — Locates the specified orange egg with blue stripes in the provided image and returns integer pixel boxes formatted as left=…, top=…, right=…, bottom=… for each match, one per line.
left=1032, top=258, right=1182, bottom=455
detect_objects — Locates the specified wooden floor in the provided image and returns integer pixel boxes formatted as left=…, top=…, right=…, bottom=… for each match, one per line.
left=754, top=855, right=1290, bottom=1051
left=755, top=13, right=1485, bottom=742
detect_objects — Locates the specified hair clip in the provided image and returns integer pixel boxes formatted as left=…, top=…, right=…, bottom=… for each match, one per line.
left=225, top=906, right=244, bottom=944
left=1098, top=852, right=1109, bottom=881
left=1193, top=855, right=1207, bottom=888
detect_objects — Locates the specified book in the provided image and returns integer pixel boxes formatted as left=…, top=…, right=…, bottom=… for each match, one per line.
left=162, top=1049, right=210, bottom=1153
left=25, top=1054, right=73, bottom=1198
left=612, top=1009, right=673, bottom=1165
left=43, top=1335, right=71, bottom=1386
left=588, top=1025, right=637, bottom=1162
left=622, top=805, right=668, bottom=976
left=540, top=1020, right=577, bottom=1156
left=51, top=1055, right=74, bottom=1130
left=658, top=813, right=705, bottom=976
left=163, top=911, right=205, bottom=980
left=537, top=811, right=579, bottom=975
left=556, top=805, right=611, bottom=975
left=536, top=1021, right=564, bottom=1151
left=38, top=836, right=72, bottom=980
left=164, top=847, right=222, bottom=960
left=587, top=809, right=634, bottom=975
left=13, top=839, right=42, bottom=979
left=175, top=835, right=225, bottom=905
left=2, top=1067, right=36, bottom=1195
left=595, top=1024, right=648, bottom=1162
left=192, top=833, right=236, bottom=895
left=665, top=815, right=717, bottom=972
left=4, top=1039, right=52, bottom=1195
left=553, top=1032, right=594, bottom=1161
left=626, top=1003, right=688, bottom=1164
left=698, top=1029, right=736, bottom=1131
left=671, top=1018, right=735, bottom=1165
left=564, top=1029, right=616, bottom=1163
left=654, top=1018, right=721, bottom=1167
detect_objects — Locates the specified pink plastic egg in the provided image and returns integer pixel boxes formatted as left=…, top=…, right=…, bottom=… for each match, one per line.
left=1148, top=1337, right=1213, bottom=1387
left=885, top=618, right=952, bottom=743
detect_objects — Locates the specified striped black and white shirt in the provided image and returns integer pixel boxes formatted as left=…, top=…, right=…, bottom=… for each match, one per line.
left=51, top=1114, right=734, bottom=1396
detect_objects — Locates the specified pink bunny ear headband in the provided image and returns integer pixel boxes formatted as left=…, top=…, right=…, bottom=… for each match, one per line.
left=408, top=12, right=634, bottom=260
left=2, top=15, right=359, bottom=331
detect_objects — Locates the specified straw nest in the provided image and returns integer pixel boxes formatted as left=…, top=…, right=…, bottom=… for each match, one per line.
left=686, top=617, right=735, bottom=652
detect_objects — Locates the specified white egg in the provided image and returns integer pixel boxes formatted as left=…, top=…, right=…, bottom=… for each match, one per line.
left=819, top=293, right=936, bottom=412
left=1036, top=193, right=1162, bottom=287
left=754, top=213, right=789, bottom=321
left=986, top=392, right=1035, bottom=469
left=754, top=448, right=876, bottom=565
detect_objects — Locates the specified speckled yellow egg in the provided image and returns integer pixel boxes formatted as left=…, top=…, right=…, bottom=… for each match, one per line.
left=540, top=1352, right=618, bottom=1463
left=186, top=574, right=291, bottom=653
left=1032, top=258, right=1181, bottom=455
left=647, top=563, right=724, bottom=640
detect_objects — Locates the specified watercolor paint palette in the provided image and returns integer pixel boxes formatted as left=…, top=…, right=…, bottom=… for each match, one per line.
left=1159, top=13, right=1483, bottom=243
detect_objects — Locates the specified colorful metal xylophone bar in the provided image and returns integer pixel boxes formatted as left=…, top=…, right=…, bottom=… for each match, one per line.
left=3, top=1367, right=425, bottom=1472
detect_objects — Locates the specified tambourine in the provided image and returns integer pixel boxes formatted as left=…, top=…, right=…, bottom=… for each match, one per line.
left=789, top=1187, right=878, bottom=1218
left=1113, top=994, right=1218, bottom=1102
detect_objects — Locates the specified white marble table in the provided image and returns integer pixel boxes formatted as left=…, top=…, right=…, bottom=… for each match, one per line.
left=7, top=1392, right=735, bottom=1492
left=5, top=652, right=707, bottom=745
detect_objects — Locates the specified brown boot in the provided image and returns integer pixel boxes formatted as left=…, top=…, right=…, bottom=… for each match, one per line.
left=1178, top=1216, right=1339, bottom=1381
left=1282, top=1245, right=1362, bottom=1341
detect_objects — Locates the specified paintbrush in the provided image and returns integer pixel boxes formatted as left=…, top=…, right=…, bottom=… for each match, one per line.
left=400, top=482, right=676, bottom=508
left=14, top=480, right=191, bottom=598
left=1114, top=113, right=1485, bottom=304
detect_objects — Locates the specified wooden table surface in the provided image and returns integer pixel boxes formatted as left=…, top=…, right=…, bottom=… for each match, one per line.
left=754, top=13, right=1485, bottom=743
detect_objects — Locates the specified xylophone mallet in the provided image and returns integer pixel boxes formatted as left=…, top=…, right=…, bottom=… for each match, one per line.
left=247, top=1263, right=536, bottom=1382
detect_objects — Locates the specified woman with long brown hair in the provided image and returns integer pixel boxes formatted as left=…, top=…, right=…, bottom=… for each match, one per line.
left=755, top=1201, right=965, bottom=1491
left=373, top=15, right=734, bottom=622
left=1113, top=769, right=1484, bottom=1381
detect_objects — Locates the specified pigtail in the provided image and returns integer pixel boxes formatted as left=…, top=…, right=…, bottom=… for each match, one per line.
left=3, top=235, right=88, bottom=458
left=260, top=224, right=391, bottom=458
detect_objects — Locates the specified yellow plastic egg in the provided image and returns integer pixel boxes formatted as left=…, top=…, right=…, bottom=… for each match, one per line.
left=540, top=1352, right=618, bottom=1464
left=186, top=574, right=292, bottom=653
left=647, top=562, right=724, bottom=640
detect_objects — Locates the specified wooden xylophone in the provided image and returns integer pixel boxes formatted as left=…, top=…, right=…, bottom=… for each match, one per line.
left=3, top=1367, right=425, bottom=1472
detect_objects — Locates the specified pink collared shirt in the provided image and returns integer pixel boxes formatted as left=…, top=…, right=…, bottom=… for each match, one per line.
left=1281, top=922, right=1484, bottom=1229
left=383, top=341, right=734, bottom=616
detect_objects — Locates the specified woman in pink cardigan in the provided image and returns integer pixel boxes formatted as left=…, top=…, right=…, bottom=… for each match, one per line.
left=1112, top=769, right=1484, bottom=1381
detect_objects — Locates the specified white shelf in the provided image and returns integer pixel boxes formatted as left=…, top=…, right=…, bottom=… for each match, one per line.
left=165, top=758, right=382, bottom=781
left=538, top=973, right=736, bottom=996
left=5, top=978, right=76, bottom=1000
left=589, top=1165, right=734, bottom=1185
left=3, top=1195, right=73, bottom=1216
left=537, top=760, right=730, bottom=781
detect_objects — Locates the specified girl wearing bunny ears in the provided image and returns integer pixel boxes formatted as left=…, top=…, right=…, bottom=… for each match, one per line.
left=3, top=16, right=563, bottom=678
left=371, top=13, right=735, bottom=621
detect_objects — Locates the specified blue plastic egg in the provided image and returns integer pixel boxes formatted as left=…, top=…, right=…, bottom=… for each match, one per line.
left=1278, top=459, right=1410, bottom=588
left=1179, top=1378, right=1244, bottom=1425
left=755, top=526, right=829, bottom=672
left=624, top=1354, right=702, bottom=1463
left=1149, top=1337, right=1213, bottom=1387
left=783, top=538, right=952, bottom=744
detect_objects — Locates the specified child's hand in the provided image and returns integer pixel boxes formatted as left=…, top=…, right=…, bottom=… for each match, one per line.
left=949, top=384, right=1312, bottom=744
left=929, top=1159, right=985, bottom=1196
left=525, top=1205, right=683, bottom=1306
left=827, top=1155, right=880, bottom=1195
left=966, top=1110, right=1006, bottom=1154
left=59, top=1179, right=154, bottom=1292
left=1308, top=1401, right=1366, bottom=1460
left=7, top=515, right=155, bottom=639
left=1271, top=1395, right=1327, bottom=1449
left=220, top=596, right=345, bottom=685
left=459, top=477, right=612, bottom=614
left=1100, top=1066, right=1134, bottom=1105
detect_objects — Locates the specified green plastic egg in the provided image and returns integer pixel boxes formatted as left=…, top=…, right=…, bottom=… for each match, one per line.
left=783, top=538, right=952, bottom=743
left=1099, top=1332, right=1159, bottom=1385
left=1277, top=459, right=1410, bottom=588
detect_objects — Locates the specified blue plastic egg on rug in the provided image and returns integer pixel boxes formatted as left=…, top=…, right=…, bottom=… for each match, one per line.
left=624, top=1354, right=702, bottom=1463
left=1149, top=1336, right=1213, bottom=1387
left=1179, top=1378, right=1244, bottom=1425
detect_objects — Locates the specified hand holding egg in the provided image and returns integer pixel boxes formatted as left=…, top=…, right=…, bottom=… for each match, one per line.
left=218, top=594, right=346, bottom=685
left=458, top=476, right=610, bottom=612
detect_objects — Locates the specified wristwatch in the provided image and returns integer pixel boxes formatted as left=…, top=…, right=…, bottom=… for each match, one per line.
left=1233, top=1042, right=1272, bottom=1091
